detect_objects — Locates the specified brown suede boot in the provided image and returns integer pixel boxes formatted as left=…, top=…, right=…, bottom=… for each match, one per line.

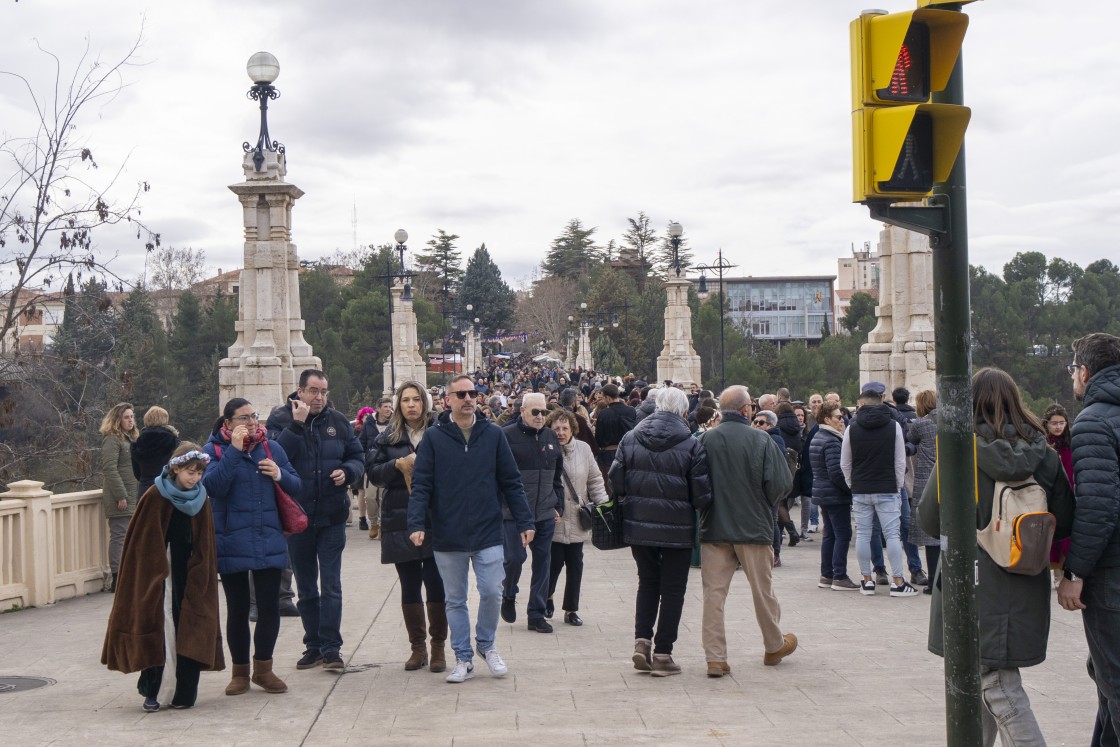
left=225, top=663, right=250, bottom=696
left=369, top=524, right=380, bottom=540
left=251, top=658, right=288, bottom=693
left=402, top=603, right=428, bottom=671
left=427, top=601, right=448, bottom=673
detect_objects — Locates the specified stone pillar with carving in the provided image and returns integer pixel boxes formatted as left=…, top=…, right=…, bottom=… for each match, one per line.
left=859, top=223, right=936, bottom=393
left=575, top=321, right=594, bottom=371
left=656, top=277, right=702, bottom=386
left=381, top=278, right=428, bottom=395
left=219, top=149, right=321, bottom=413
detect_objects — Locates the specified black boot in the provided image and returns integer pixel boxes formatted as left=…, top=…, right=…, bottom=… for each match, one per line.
left=109, top=573, right=118, bottom=593
left=786, top=523, right=800, bottom=547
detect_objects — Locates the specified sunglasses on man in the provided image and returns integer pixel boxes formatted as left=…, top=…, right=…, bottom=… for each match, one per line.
left=452, top=390, right=478, bottom=399
left=527, top=408, right=548, bottom=417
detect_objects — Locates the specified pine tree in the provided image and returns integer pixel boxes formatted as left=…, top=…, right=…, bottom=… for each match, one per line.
left=653, top=222, right=693, bottom=279
left=413, top=229, right=463, bottom=301
left=113, top=285, right=173, bottom=407
left=620, top=211, right=657, bottom=275
left=459, top=244, right=516, bottom=338
left=542, top=219, right=600, bottom=281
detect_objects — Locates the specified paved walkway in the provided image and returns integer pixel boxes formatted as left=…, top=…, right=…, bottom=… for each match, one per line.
left=0, top=527, right=1098, bottom=746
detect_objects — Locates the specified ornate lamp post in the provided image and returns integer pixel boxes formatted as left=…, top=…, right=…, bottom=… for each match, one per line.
left=656, top=220, right=702, bottom=386
left=667, top=221, right=684, bottom=277
left=243, top=52, right=283, bottom=172
left=379, top=229, right=413, bottom=394
left=694, top=250, right=738, bottom=392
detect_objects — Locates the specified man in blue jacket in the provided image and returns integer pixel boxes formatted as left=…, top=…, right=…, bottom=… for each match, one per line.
left=266, top=369, right=364, bottom=671
left=1059, top=333, right=1120, bottom=744
left=408, top=374, right=535, bottom=684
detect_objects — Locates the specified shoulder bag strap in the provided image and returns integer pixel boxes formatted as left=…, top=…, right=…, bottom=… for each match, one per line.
left=561, top=469, right=586, bottom=508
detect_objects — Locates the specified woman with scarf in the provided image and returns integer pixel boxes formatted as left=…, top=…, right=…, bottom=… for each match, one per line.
left=203, top=398, right=301, bottom=697
left=102, top=442, right=224, bottom=711
left=366, top=382, right=446, bottom=672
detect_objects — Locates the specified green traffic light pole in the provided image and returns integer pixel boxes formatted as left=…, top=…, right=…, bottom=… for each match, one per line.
left=931, top=36, right=983, bottom=747
left=864, top=6, right=981, bottom=743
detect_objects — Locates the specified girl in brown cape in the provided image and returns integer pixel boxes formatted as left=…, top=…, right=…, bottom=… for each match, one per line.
left=101, top=442, right=225, bottom=711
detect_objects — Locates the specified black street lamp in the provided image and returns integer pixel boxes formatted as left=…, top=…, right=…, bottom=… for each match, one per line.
left=667, top=221, right=684, bottom=277
left=694, top=249, right=738, bottom=392
left=603, top=302, right=632, bottom=373
left=243, top=52, right=284, bottom=172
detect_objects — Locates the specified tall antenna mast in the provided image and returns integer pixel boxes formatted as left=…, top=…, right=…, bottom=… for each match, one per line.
left=352, top=199, right=358, bottom=252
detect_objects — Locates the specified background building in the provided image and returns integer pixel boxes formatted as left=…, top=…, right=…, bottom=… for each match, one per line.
left=835, top=242, right=880, bottom=325
left=696, top=275, right=836, bottom=345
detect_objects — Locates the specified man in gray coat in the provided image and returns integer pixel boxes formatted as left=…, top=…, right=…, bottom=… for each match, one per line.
left=698, top=385, right=797, bottom=676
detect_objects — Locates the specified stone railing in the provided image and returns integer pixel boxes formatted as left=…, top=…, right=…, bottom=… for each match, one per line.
left=0, top=480, right=107, bottom=609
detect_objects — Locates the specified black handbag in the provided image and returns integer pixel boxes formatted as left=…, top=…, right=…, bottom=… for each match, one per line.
left=562, top=471, right=593, bottom=532
left=589, top=499, right=626, bottom=550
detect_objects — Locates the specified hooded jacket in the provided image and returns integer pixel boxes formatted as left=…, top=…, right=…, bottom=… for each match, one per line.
left=267, top=393, right=365, bottom=527
left=810, top=425, right=851, bottom=507
left=609, top=410, right=712, bottom=549
left=502, top=420, right=564, bottom=522
left=1066, top=363, right=1120, bottom=577
left=699, top=412, right=792, bottom=545
left=131, top=425, right=181, bottom=492
left=407, top=416, right=534, bottom=553
left=921, top=425, right=1074, bottom=668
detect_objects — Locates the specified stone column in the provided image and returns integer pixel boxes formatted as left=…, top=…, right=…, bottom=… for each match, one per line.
left=575, top=322, right=594, bottom=371
left=219, top=150, right=321, bottom=414
left=2, top=480, right=55, bottom=607
left=656, top=277, right=702, bottom=386
left=859, top=223, right=936, bottom=392
left=381, top=278, right=428, bottom=395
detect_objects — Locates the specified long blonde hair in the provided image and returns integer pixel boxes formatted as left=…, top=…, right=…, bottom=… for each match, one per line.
left=99, top=402, right=139, bottom=440
left=387, top=381, right=432, bottom=445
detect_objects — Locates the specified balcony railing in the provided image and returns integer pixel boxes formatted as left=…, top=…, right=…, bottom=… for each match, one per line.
left=0, top=481, right=108, bottom=609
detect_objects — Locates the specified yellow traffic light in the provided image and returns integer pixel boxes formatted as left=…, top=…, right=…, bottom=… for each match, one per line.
left=851, top=8, right=970, bottom=203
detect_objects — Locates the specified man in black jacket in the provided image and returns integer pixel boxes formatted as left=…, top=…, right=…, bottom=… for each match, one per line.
left=1059, top=333, right=1120, bottom=743
left=594, top=383, right=637, bottom=484
left=501, top=392, right=564, bottom=633
left=266, top=369, right=365, bottom=671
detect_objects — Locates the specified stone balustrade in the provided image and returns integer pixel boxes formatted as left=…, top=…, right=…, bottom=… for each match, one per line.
left=0, top=480, right=107, bottom=609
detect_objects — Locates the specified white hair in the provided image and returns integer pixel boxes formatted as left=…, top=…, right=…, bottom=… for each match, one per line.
left=655, top=387, right=689, bottom=417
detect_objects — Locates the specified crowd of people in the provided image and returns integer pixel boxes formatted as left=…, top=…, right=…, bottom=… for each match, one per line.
left=95, top=335, right=1120, bottom=746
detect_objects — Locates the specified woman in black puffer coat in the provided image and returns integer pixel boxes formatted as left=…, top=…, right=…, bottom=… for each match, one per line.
left=810, top=401, right=857, bottom=590
left=131, top=406, right=181, bottom=499
left=366, top=382, right=446, bottom=673
left=609, top=387, right=711, bottom=677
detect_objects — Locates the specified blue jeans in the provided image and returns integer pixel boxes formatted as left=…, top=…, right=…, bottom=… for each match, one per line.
left=503, top=518, right=555, bottom=621
left=853, top=493, right=905, bottom=579
left=899, top=487, right=923, bottom=574
left=819, top=504, right=853, bottom=580
left=434, top=544, right=505, bottom=663
left=287, top=521, right=346, bottom=655
left=980, top=666, right=1045, bottom=747
left=1082, top=567, right=1120, bottom=746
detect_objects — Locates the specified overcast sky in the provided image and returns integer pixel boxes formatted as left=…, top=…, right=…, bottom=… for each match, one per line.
left=2, top=0, right=1117, bottom=290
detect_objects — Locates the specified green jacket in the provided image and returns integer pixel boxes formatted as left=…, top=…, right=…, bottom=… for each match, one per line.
left=102, top=435, right=139, bottom=518
left=698, top=414, right=793, bottom=545
left=920, top=425, right=1074, bottom=668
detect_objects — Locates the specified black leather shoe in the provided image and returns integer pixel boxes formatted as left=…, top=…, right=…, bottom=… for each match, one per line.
left=545, top=598, right=555, bottom=619
left=278, top=602, right=300, bottom=617
left=527, top=618, right=554, bottom=633
left=564, top=612, right=583, bottom=626
left=501, top=597, right=516, bottom=624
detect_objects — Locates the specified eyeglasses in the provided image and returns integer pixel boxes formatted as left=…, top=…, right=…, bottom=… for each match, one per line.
left=452, top=390, right=478, bottom=399
left=230, top=413, right=259, bottom=423
left=1066, top=363, right=1081, bottom=377
left=303, top=387, right=329, bottom=398
left=528, top=408, right=548, bottom=417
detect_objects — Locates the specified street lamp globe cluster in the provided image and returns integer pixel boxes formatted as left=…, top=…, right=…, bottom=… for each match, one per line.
left=243, top=52, right=283, bottom=172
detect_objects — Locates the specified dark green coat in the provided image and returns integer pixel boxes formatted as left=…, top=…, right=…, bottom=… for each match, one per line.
left=699, top=413, right=793, bottom=546
left=920, top=425, right=1075, bottom=668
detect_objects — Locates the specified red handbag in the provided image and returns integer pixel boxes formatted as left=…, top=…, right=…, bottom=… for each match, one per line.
left=262, top=440, right=308, bottom=537
left=212, top=441, right=309, bottom=537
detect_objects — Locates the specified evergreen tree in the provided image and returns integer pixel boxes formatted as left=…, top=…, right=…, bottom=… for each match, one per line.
left=413, top=229, right=463, bottom=301
left=542, top=219, right=599, bottom=281
left=459, top=244, right=516, bottom=338
left=113, top=285, right=173, bottom=407
left=591, top=333, right=624, bottom=376
left=840, top=292, right=877, bottom=342
left=620, top=211, right=657, bottom=277
left=652, top=222, right=694, bottom=278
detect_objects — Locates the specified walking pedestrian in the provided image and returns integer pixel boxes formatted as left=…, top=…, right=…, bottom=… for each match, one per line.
left=100, top=402, right=139, bottom=593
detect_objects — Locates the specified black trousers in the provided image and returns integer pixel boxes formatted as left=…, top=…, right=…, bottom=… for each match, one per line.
left=630, top=545, right=691, bottom=655
left=221, top=568, right=282, bottom=665
left=547, top=542, right=585, bottom=612
left=395, top=558, right=446, bottom=605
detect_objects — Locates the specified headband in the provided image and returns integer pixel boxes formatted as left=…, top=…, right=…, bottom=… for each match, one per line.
left=170, top=450, right=211, bottom=468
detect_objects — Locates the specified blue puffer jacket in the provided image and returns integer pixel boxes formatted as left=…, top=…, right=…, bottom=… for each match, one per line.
left=202, top=433, right=302, bottom=575
left=407, top=416, right=534, bottom=553
left=267, top=397, right=365, bottom=527
left=1067, top=363, right=1120, bottom=578
left=809, top=426, right=851, bottom=507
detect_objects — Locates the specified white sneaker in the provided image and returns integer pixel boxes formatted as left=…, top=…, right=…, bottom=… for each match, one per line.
left=446, top=660, right=474, bottom=683
left=483, top=649, right=508, bottom=677
left=808, top=523, right=819, bottom=533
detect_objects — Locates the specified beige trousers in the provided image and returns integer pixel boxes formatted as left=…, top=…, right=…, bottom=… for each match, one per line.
left=701, top=543, right=784, bottom=661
